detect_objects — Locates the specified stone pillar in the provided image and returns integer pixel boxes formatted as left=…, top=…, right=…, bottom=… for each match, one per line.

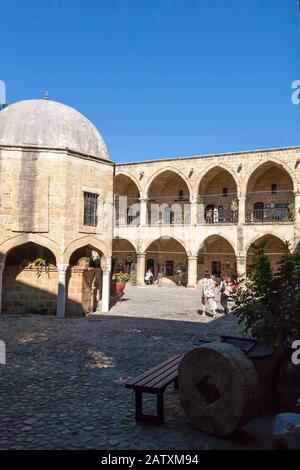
left=187, top=256, right=198, bottom=288
left=190, top=197, right=198, bottom=226
left=294, top=192, right=300, bottom=224
left=238, top=196, right=246, bottom=224
left=101, top=262, right=112, bottom=313
left=0, top=262, right=4, bottom=314
left=136, top=253, right=146, bottom=286
left=56, top=264, right=69, bottom=318
left=140, top=198, right=148, bottom=226
left=236, top=254, right=247, bottom=277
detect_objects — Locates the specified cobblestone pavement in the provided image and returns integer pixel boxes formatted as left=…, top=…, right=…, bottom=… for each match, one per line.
left=0, top=285, right=274, bottom=450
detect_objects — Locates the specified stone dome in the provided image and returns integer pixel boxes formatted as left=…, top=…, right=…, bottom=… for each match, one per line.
left=0, top=99, right=109, bottom=160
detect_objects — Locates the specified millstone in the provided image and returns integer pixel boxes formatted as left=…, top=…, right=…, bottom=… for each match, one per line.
left=178, top=342, right=261, bottom=436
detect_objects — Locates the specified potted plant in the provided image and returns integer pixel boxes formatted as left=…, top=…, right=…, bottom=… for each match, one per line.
left=78, top=257, right=90, bottom=269
left=230, top=198, right=239, bottom=212
left=111, top=272, right=130, bottom=299
left=231, top=241, right=300, bottom=411
left=287, top=203, right=296, bottom=222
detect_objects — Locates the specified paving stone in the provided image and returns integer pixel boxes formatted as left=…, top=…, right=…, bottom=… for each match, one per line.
left=0, top=286, right=275, bottom=449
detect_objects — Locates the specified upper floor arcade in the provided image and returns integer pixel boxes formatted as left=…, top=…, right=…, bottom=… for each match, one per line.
left=113, top=147, right=300, bottom=228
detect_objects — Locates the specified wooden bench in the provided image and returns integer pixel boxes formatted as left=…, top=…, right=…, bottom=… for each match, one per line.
left=125, top=354, right=183, bottom=424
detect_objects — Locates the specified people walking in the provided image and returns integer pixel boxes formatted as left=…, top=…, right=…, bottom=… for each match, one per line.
left=219, top=276, right=230, bottom=315
left=200, top=272, right=217, bottom=317
left=144, top=269, right=153, bottom=285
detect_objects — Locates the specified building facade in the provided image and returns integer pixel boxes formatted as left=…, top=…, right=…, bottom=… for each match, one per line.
left=0, top=99, right=300, bottom=316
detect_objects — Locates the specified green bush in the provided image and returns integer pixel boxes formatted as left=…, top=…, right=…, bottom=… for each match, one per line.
left=232, top=241, right=300, bottom=349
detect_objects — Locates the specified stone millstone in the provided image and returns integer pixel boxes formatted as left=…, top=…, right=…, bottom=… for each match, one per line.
left=178, top=342, right=261, bottom=436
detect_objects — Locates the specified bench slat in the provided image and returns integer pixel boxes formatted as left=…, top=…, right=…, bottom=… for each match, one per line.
left=129, top=356, right=182, bottom=388
left=134, top=370, right=179, bottom=393
left=136, top=357, right=182, bottom=388
left=125, top=354, right=182, bottom=388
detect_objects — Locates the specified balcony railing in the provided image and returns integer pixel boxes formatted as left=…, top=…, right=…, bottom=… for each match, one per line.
left=246, top=208, right=292, bottom=223
left=198, top=209, right=238, bottom=224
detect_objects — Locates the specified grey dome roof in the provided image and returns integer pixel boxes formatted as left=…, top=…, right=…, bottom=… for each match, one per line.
left=0, top=99, right=109, bottom=160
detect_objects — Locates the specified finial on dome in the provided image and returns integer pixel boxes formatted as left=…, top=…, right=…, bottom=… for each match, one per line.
left=43, top=90, right=49, bottom=100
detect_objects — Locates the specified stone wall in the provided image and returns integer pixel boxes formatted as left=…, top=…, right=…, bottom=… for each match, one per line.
left=2, top=266, right=102, bottom=316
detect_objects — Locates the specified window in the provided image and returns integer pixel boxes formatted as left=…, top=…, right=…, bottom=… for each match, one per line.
left=223, top=188, right=228, bottom=197
left=83, top=192, right=98, bottom=226
left=165, top=260, right=174, bottom=276
left=178, top=190, right=184, bottom=200
left=271, top=184, right=277, bottom=194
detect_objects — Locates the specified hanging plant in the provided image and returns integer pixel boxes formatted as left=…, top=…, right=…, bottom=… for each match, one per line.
left=30, top=258, right=51, bottom=278
left=288, top=203, right=295, bottom=222
left=230, top=199, right=239, bottom=212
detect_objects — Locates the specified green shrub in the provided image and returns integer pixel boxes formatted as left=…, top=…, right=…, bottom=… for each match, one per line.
left=232, top=241, right=300, bottom=349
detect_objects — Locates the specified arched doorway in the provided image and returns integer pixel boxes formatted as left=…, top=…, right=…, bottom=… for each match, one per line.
left=112, top=238, right=137, bottom=276
left=67, top=244, right=105, bottom=315
left=246, top=162, right=294, bottom=223
left=246, top=235, right=285, bottom=274
left=198, top=167, right=238, bottom=224
left=2, top=242, right=57, bottom=315
left=114, top=174, right=140, bottom=225
left=147, top=171, right=191, bottom=225
left=198, top=235, right=236, bottom=281
left=145, top=237, right=188, bottom=286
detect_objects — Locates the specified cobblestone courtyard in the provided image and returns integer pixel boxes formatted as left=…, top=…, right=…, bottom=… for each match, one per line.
left=0, top=286, right=274, bottom=450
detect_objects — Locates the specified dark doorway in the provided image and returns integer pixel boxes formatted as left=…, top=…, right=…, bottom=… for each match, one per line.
left=212, top=261, right=221, bottom=278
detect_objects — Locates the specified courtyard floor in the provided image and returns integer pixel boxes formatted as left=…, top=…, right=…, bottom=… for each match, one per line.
left=0, top=285, right=275, bottom=450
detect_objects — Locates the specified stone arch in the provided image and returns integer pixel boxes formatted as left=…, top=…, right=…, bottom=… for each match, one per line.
left=245, top=160, right=296, bottom=223
left=196, top=163, right=240, bottom=196
left=245, top=158, right=297, bottom=193
left=144, top=167, right=192, bottom=199
left=245, top=232, right=286, bottom=254
left=114, top=171, right=141, bottom=197
left=112, top=237, right=137, bottom=274
left=246, top=233, right=286, bottom=272
left=197, top=235, right=237, bottom=280
left=63, top=236, right=110, bottom=264
left=143, top=236, right=187, bottom=254
left=0, top=233, right=62, bottom=263
left=144, top=236, right=188, bottom=286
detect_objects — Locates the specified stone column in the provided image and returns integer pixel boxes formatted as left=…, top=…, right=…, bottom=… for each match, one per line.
left=187, top=256, right=198, bottom=288
left=190, top=197, right=198, bottom=226
left=294, top=192, right=300, bottom=224
left=101, top=262, right=112, bottom=313
left=0, top=262, right=4, bottom=314
left=56, top=264, right=69, bottom=318
left=139, top=198, right=148, bottom=226
left=236, top=254, right=247, bottom=277
left=238, top=196, right=246, bottom=224
left=136, top=253, right=146, bottom=286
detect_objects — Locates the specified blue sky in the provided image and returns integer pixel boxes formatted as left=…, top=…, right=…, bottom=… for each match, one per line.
left=1, top=0, right=300, bottom=162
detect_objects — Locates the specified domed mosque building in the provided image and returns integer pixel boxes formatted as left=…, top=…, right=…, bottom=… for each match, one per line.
left=0, top=99, right=114, bottom=316
left=0, top=98, right=300, bottom=316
